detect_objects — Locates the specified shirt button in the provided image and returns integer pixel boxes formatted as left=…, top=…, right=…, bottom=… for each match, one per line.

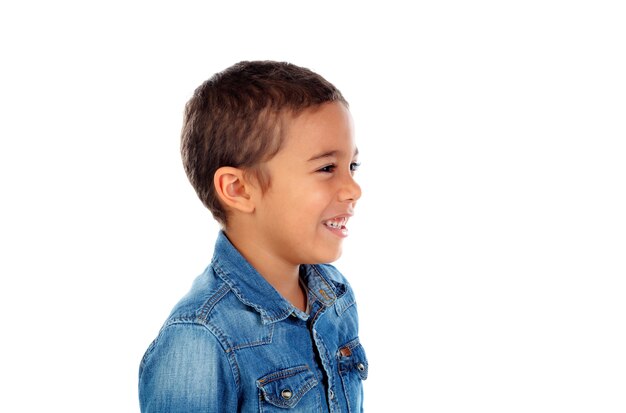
left=281, top=389, right=293, bottom=400
left=329, top=389, right=335, bottom=399
left=356, top=362, right=366, bottom=372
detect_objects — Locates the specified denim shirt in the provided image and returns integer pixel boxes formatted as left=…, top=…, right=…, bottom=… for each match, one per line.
left=139, top=232, right=368, bottom=412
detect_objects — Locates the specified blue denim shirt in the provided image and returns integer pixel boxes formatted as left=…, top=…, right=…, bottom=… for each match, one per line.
left=139, top=232, right=367, bottom=412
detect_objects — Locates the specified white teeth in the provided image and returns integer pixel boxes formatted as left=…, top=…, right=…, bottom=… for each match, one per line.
left=324, top=218, right=347, bottom=229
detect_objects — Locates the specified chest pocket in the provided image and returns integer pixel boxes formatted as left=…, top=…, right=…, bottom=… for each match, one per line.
left=337, top=338, right=368, bottom=413
left=256, top=365, right=322, bottom=411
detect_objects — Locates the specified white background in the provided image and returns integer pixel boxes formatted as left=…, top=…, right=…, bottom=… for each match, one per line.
left=1, top=1, right=625, bottom=412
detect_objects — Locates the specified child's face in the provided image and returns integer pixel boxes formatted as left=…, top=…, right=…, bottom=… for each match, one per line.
left=251, top=102, right=361, bottom=266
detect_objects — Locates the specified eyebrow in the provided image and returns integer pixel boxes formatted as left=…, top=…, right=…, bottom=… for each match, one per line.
left=307, top=147, right=359, bottom=162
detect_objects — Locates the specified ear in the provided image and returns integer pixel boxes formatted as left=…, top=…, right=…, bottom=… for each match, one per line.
left=213, top=167, right=255, bottom=214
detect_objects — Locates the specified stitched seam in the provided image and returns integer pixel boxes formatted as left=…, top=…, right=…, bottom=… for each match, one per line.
left=258, top=365, right=310, bottom=383
left=212, top=259, right=267, bottom=315
left=336, top=296, right=356, bottom=315
left=231, top=322, right=273, bottom=351
left=197, top=282, right=231, bottom=323
left=310, top=265, right=337, bottom=304
left=339, top=337, right=361, bottom=353
left=257, top=366, right=319, bottom=408
left=157, top=320, right=242, bottom=394
left=213, top=257, right=292, bottom=324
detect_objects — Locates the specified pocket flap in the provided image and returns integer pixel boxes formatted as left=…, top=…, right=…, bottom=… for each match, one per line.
left=338, top=338, right=369, bottom=380
left=256, top=365, right=319, bottom=408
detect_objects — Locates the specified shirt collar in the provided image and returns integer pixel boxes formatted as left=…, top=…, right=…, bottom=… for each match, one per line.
left=210, top=231, right=343, bottom=324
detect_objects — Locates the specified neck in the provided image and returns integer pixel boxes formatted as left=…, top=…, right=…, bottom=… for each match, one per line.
left=223, top=226, right=306, bottom=311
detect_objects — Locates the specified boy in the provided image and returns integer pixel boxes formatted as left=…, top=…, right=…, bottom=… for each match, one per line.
left=139, top=61, right=367, bottom=412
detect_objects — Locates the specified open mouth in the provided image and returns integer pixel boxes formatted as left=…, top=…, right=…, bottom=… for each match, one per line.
left=323, top=216, right=349, bottom=237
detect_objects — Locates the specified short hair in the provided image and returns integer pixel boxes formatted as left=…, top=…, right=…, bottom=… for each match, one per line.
left=181, top=60, right=348, bottom=226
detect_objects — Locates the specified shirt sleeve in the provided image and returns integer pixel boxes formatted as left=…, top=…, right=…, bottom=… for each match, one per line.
left=139, top=322, right=238, bottom=412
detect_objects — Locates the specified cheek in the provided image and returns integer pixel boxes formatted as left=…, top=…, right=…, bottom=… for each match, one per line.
left=266, top=177, right=333, bottom=224
left=285, top=192, right=330, bottom=231
left=295, top=187, right=331, bottom=216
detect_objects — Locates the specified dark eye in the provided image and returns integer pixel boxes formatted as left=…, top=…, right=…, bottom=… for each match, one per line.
left=350, top=162, right=361, bottom=173
left=318, top=164, right=336, bottom=173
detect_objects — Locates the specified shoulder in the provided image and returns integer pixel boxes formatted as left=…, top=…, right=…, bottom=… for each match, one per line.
left=166, top=265, right=232, bottom=323
left=141, top=268, right=236, bottom=371
left=138, top=266, right=244, bottom=379
left=138, top=266, right=251, bottom=411
left=160, top=264, right=272, bottom=353
left=140, top=322, right=227, bottom=369
left=145, top=266, right=239, bottom=359
left=139, top=323, right=239, bottom=412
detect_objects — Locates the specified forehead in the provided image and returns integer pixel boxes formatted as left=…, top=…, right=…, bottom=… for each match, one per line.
left=279, top=102, right=356, bottom=158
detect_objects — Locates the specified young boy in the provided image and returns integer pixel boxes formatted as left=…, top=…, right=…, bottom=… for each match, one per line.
left=138, top=61, right=367, bottom=412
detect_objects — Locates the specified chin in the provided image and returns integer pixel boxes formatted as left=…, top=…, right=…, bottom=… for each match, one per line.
left=315, top=247, right=343, bottom=264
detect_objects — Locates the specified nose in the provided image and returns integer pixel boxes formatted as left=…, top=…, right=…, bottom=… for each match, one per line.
left=338, top=174, right=362, bottom=203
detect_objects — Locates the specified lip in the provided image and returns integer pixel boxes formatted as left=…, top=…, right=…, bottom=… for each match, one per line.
left=322, top=213, right=353, bottom=238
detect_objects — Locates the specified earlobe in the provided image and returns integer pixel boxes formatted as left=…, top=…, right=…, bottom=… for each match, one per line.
left=213, top=167, right=255, bottom=213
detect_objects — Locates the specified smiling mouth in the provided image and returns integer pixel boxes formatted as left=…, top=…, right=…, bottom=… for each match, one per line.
left=322, top=216, right=350, bottom=237
left=324, top=217, right=348, bottom=229
left=323, top=216, right=348, bottom=229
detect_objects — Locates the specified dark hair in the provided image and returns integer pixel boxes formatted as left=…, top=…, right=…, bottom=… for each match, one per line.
left=181, top=60, right=348, bottom=226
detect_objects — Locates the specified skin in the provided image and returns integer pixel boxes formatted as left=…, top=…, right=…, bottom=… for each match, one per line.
left=214, top=102, right=361, bottom=311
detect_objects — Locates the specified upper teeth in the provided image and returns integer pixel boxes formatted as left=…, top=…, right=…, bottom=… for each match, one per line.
left=325, top=218, right=347, bottom=228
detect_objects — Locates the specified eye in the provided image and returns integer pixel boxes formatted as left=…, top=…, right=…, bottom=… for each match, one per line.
left=318, top=164, right=336, bottom=173
left=350, top=162, right=361, bottom=173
